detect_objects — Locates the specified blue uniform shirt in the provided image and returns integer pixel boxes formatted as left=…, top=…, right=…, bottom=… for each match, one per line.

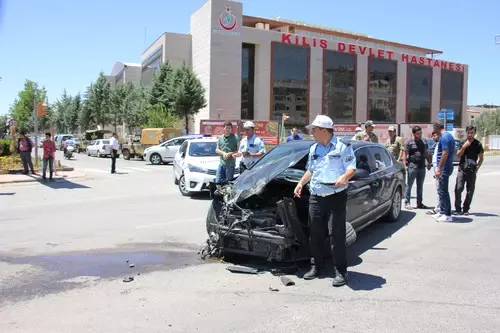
left=239, top=134, right=266, bottom=167
left=286, top=134, right=302, bottom=142
left=306, top=136, right=356, bottom=196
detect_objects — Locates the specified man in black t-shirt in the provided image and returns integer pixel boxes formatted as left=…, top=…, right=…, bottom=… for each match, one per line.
left=454, top=126, right=484, bottom=215
left=404, top=126, right=432, bottom=209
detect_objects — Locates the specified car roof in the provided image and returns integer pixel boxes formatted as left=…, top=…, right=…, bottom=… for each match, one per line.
left=283, top=138, right=382, bottom=150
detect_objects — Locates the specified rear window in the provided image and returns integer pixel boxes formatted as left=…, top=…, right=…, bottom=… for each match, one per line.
left=102, top=140, right=110, bottom=144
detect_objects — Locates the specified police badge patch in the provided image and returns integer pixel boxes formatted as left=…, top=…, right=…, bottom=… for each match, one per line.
left=345, top=156, right=354, bottom=162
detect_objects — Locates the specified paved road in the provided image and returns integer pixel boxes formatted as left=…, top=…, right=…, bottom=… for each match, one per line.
left=1, top=156, right=500, bottom=332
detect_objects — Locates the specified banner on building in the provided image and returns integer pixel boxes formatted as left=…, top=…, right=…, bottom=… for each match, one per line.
left=333, top=124, right=359, bottom=137
left=400, top=123, right=434, bottom=142
left=200, top=120, right=279, bottom=145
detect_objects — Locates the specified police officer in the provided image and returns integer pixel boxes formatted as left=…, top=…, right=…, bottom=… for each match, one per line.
left=237, top=121, right=266, bottom=173
left=294, top=115, right=357, bottom=287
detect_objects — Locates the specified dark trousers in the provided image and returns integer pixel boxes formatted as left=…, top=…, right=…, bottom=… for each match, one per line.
left=20, top=151, right=34, bottom=173
left=111, top=149, right=118, bottom=173
left=405, top=167, right=426, bottom=205
left=438, top=174, right=451, bottom=216
left=42, top=157, right=54, bottom=179
left=455, top=169, right=477, bottom=213
left=308, top=191, right=348, bottom=274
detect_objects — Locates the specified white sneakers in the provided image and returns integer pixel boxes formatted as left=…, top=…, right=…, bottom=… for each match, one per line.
left=433, top=213, right=453, bottom=222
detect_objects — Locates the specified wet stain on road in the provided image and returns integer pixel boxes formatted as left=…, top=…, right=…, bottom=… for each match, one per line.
left=0, top=247, right=206, bottom=306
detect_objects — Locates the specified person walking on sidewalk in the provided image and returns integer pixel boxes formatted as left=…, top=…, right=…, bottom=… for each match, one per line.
left=42, top=132, right=56, bottom=181
left=454, top=126, right=484, bottom=215
left=404, top=125, right=431, bottom=209
left=294, top=115, right=356, bottom=287
left=215, top=121, right=239, bottom=183
left=109, top=133, right=120, bottom=174
left=427, top=132, right=441, bottom=215
left=18, top=130, right=35, bottom=175
left=433, top=122, right=456, bottom=222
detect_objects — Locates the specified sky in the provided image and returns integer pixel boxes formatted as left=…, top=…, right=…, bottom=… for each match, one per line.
left=0, top=0, right=499, bottom=116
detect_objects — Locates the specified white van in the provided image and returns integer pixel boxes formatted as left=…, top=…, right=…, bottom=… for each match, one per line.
left=173, top=138, right=241, bottom=196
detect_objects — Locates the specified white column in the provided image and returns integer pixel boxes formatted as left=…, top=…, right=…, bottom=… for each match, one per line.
left=356, top=55, right=368, bottom=123
left=308, top=47, right=323, bottom=121
left=253, top=42, right=271, bottom=121
left=431, top=67, right=442, bottom=123
left=461, top=65, right=469, bottom=128
left=396, top=61, right=407, bottom=124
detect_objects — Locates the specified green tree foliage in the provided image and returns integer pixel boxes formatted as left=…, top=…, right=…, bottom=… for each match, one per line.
left=8, top=80, right=47, bottom=132
left=53, top=90, right=73, bottom=133
left=149, top=61, right=176, bottom=111
left=66, top=93, right=81, bottom=133
left=143, top=105, right=179, bottom=128
left=0, top=114, right=8, bottom=138
left=476, top=108, right=500, bottom=137
left=79, top=84, right=95, bottom=131
left=85, top=73, right=112, bottom=128
left=173, top=65, right=207, bottom=133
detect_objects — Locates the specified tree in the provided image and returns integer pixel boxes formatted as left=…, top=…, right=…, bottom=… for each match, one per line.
left=143, top=105, right=179, bottom=128
left=65, top=93, right=81, bottom=133
left=476, top=108, right=500, bottom=137
left=173, top=65, right=207, bottom=133
left=53, top=90, right=73, bottom=133
left=8, top=80, right=47, bottom=132
left=85, top=73, right=112, bottom=129
left=79, top=84, right=95, bottom=132
left=149, top=61, right=176, bottom=111
left=122, top=83, right=147, bottom=134
left=0, top=114, right=8, bottom=139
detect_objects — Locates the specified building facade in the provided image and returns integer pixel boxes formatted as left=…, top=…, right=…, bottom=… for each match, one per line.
left=140, top=0, right=468, bottom=132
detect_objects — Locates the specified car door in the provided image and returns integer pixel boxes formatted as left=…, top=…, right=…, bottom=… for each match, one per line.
left=166, top=138, right=187, bottom=160
left=174, top=141, right=188, bottom=178
left=160, top=139, right=176, bottom=160
left=369, top=146, right=394, bottom=205
left=347, top=147, right=376, bottom=228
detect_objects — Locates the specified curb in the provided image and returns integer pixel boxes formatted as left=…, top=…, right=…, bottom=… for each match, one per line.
left=0, top=171, right=86, bottom=185
left=3, top=166, right=74, bottom=175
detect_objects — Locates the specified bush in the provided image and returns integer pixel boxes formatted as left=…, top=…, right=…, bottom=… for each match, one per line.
left=0, top=139, right=12, bottom=156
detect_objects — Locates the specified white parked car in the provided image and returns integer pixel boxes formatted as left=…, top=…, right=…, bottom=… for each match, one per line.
left=143, top=135, right=203, bottom=165
left=86, top=139, right=112, bottom=158
left=173, top=138, right=241, bottom=196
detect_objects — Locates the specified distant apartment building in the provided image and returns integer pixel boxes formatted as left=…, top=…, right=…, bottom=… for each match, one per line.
left=138, top=0, right=468, bottom=132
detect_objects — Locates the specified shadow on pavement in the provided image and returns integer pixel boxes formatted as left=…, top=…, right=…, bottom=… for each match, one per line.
left=468, top=212, right=499, bottom=218
left=0, top=192, right=15, bottom=195
left=190, top=192, right=211, bottom=201
left=348, top=271, right=386, bottom=291
left=445, top=217, right=473, bottom=224
left=40, top=178, right=90, bottom=189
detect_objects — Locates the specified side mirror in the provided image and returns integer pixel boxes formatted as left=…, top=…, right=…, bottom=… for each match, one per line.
left=351, top=168, right=370, bottom=181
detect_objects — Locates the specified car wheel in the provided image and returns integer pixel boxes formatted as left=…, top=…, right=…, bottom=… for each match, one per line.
left=174, top=172, right=179, bottom=185
left=87, top=149, right=90, bottom=156
left=122, top=149, right=130, bottom=160
left=97, top=151, right=101, bottom=158
left=178, top=174, right=191, bottom=196
left=346, top=222, right=357, bottom=247
left=384, top=186, right=402, bottom=222
left=150, top=153, right=162, bottom=165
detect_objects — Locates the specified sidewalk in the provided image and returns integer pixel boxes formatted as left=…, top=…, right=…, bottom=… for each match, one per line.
left=0, top=170, right=87, bottom=184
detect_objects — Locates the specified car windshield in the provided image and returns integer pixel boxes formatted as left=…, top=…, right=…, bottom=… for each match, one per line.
left=250, top=143, right=311, bottom=170
left=188, top=142, right=217, bottom=156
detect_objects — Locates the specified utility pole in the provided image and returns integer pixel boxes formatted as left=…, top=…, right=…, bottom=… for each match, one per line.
left=33, top=98, right=39, bottom=167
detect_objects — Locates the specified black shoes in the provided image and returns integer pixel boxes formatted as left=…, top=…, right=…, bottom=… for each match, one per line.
left=303, top=266, right=320, bottom=280
left=303, top=266, right=348, bottom=287
left=417, top=204, right=430, bottom=209
left=332, top=268, right=348, bottom=287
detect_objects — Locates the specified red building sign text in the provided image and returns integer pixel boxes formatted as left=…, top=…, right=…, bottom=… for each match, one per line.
left=280, top=33, right=464, bottom=72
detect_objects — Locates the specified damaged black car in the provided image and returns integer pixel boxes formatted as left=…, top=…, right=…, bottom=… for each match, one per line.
left=202, top=140, right=405, bottom=262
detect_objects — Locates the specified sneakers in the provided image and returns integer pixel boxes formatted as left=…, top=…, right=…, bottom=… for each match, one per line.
left=437, top=215, right=453, bottom=222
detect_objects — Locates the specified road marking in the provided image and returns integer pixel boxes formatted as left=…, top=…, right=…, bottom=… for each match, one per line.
left=135, top=217, right=203, bottom=229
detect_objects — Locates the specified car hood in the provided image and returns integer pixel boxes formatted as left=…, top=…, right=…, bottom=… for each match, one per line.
left=227, top=149, right=309, bottom=204
left=189, top=157, right=220, bottom=169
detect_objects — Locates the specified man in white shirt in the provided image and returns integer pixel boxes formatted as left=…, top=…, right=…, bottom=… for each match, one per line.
left=235, top=121, right=266, bottom=172
left=109, top=133, right=120, bottom=174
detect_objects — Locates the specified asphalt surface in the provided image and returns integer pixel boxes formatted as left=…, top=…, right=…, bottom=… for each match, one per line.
left=1, top=153, right=500, bottom=332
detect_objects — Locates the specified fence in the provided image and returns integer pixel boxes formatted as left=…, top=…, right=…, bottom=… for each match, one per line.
left=488, top=135, right=500, bottom=150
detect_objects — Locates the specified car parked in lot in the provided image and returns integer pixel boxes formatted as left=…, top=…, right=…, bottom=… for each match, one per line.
left=173, top=138, right=242, bottom=196
left=203, top=140, right=405, bottom=262
left=426, top=138, right=461, bottom=164
left=86, top=139, right=112, bottom=158
left=143, top=135, right=204, bottom=165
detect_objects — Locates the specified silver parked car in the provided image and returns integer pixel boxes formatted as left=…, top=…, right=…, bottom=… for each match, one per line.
left=86, top=139, right=112, bottom=158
